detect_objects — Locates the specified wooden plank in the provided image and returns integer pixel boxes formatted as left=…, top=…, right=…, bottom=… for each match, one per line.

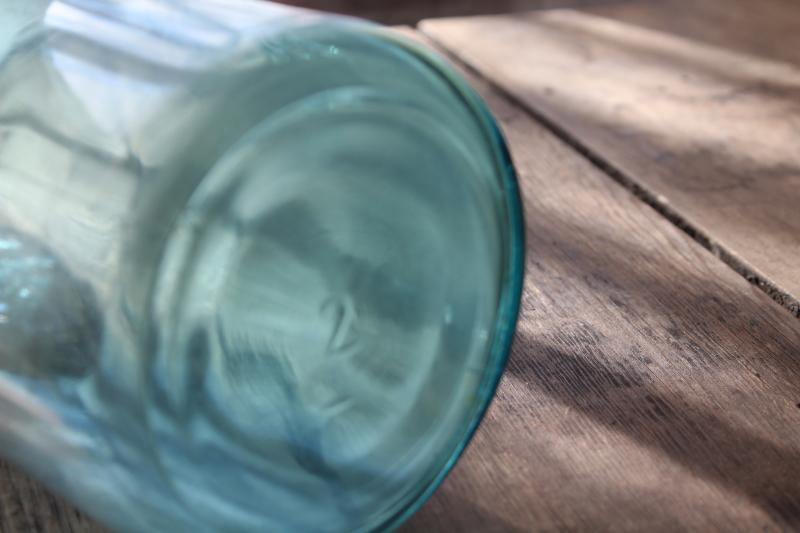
left=583, top=0, right=800, bottom=66
left=399, top=31, right=800, bottom=531
left=0, top=462, right=102, bottom=532
left=420, top=10, right=800, bottom=317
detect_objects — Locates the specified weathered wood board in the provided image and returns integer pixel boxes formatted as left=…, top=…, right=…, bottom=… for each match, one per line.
left=584, top=0, right=800, bottom=66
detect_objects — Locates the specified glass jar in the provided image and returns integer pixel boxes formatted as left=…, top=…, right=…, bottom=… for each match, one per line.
left=0, top=1, right=524, bottom=531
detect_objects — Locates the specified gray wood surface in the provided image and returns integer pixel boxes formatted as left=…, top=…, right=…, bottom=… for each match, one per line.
left=421, top=10, right=800, bottom=318
left=400, top=30, right=800, bottom=532
left=583, top=0, right=800, bottom=66
left=0, top=462, right=101, bottom=533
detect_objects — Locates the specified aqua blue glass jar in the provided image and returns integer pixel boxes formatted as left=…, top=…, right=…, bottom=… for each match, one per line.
left=0, top=1, right=524, bottom=530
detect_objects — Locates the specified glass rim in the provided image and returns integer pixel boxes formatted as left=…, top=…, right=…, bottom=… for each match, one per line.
left=374, top=27, right=526, bottom=533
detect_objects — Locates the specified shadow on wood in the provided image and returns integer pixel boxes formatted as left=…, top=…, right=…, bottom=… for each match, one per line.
left=507, top=206, right=800, bottom=525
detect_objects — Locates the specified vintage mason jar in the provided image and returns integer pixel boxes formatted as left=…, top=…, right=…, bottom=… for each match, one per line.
left=0, top=1, right=523, bottom=531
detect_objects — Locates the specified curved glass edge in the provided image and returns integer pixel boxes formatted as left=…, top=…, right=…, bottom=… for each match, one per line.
left=372, top=29, right=526, bottom=533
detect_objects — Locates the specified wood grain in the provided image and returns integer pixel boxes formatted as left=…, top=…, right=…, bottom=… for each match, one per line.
left=400, top=31, right=800, bottom=532
left=583, top=0, right=800, bottom=66
left=0, top=462, right=103, bottom=533
left=421, top=10, right=800, bottom=317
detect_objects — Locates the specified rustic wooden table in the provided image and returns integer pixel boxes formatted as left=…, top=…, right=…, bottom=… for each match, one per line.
left=4, top=1, right=800, bottom=531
